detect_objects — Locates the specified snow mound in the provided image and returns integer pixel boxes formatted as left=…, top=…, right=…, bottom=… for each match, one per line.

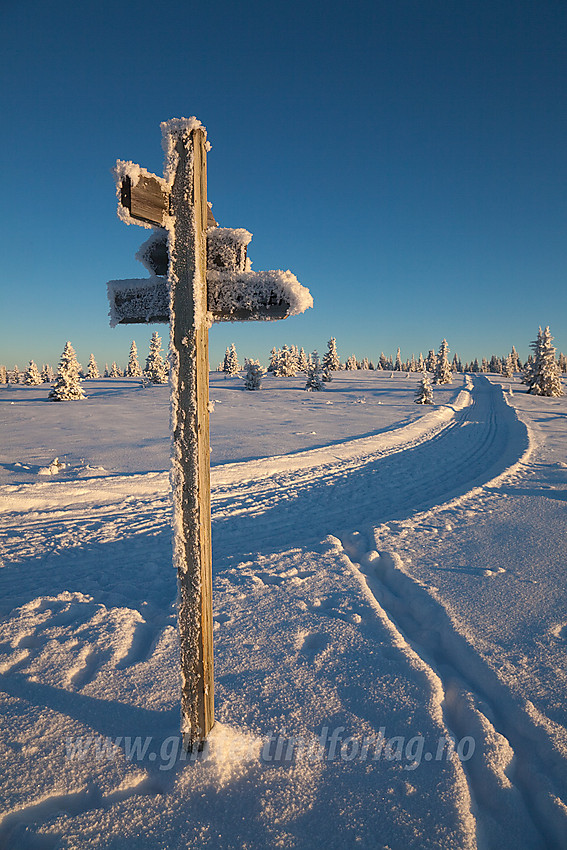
left=38, top=458, right=67, bottom=476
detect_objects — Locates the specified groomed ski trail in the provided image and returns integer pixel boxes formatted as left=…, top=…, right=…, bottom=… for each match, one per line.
left=210, top=375, right=530, bottom=559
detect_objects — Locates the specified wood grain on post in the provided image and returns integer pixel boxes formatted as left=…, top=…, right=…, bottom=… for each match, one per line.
left=168, top=127, right=214, bottom=746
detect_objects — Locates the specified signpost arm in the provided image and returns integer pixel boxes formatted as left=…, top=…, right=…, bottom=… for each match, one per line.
left=167, top=124, right=214, bottom=747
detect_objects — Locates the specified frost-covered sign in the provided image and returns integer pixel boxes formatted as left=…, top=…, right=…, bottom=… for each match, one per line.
left=107, top=118, right=312, bottom=747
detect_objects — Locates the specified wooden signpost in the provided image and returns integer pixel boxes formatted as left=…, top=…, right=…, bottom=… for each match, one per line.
left=108, top=118, right=311, bottom=747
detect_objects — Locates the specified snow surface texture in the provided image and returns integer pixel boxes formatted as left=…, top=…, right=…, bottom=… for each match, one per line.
left=1, top=372, right=567, bottom=848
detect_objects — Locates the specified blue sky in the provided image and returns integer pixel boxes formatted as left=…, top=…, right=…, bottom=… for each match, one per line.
left=1, top=0, right=566, bottom=371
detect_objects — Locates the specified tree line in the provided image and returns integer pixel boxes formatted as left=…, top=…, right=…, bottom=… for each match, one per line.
left=1, top=327, right=564, bottom=399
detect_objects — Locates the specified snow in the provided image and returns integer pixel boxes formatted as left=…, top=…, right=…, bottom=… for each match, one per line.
left=1, top=371, right=567, bottom=848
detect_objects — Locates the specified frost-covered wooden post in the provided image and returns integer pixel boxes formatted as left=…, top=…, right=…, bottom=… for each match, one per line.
left=107, top=117, right=312, bottom=747
left=167, top=122, right=214, bottom=746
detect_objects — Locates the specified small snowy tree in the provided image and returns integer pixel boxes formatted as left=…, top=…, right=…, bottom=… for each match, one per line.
left=109, top=361, right=121, bottom=378
left=426, top=350, right=436, bottom=373
left=322, top=337, right=340, bottom=371
left=502, top=353, right=515, bottom=378
left=11, top=365, right=21, bottom=384
left=345, top=354, right=357, bottom=371
left=526, top=326, right=563, bottom=397
left=223, top=343, right=240, bottom=376
left=451, top=353, right=462, bottom=373
left=305, top=351, right=324, bottom=391
left=145, top=331, right=168, bottom=384
left=394, top=348, right=402, bottom=371
left=243, top=358, right=265, bottom=390
left=415, top=373, right=434, bottom=404
left=0, top=365, right=6, bottom=384
left=273, top=344, right=299, bottom=376
left=434, top=339, right=453, bottom=385
left=267, top=347, right=279, bottom=373
left=126, top=341, right=142, bottom=377
left=297, top=347, right=308, bottom=372
left=24, top=360, right=42, bottom=385
left=48, top=342, right=85, bottom=401
left=86, top=354, right=99, bottom=379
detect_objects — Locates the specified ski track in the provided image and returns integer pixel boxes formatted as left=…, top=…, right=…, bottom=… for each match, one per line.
left=340, top=539, right=567, bottom=849
left=2, top=374, right=566, bottom=847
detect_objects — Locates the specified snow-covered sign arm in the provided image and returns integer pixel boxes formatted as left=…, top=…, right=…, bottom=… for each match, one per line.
left=114, top=160, right=217, bottom=229
left=107, top=277, right=169, bottom=326
left=207, top=268, right=312, bottom=321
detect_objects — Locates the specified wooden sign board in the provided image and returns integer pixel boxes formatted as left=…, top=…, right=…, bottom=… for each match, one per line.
left=119, top=172, right=217, bottom=228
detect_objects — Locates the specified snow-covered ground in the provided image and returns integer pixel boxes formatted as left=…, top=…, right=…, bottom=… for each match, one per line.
left=1, top=371, right=566, bottom=849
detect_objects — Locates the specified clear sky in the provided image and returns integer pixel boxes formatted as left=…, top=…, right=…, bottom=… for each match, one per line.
left=1, top=0, right=566, bottom=371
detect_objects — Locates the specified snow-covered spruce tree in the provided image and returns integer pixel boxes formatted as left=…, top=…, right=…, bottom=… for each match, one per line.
left=0, top=365, right=6, bottom=384
left=394, top=348, right=402, bottom=371
left=510, top=345, right=521, bottom=373
left=527, top=326, right=563, bottom=397
left=103, top=363, right=110, bottom=378
left=126, top=341, right=142, bottom=377
left=322, top=367, right=333, bottom=383
left=521, top=353, right=534, bottom=385
left=109, top=361, right=121, bottom=378
left=267, top=347, right=279, bottom=373
left=489, top=355, right=502, bottom=374
left=305, top=351, right=324, bottom=391
left=41, top=364, right=53, bottom=383
left=222, top=347, right=231, bottom=372
left=86, top=354, right=99, bottom=379
left=322, top=337, right=341, bottom=372
left=223, top=343, right=240, bottom=376
left=297, top=347, right=308, bottom=372
left=11, top=365, right=21, bottom=384
left=273, top=345, right=298, bottom=377
left=426, top=350, right=436, bottom=373
left=243, top=358, right=265, bottom=390
left=345, top=354, right=357, bottom=371
left=559, top=352, right=567, bottom=374
left=434, top=339, right=453, bottom=385
left=417, top=353, right=426, bottom=372
left=24, top=360, right=42, bottom=385
left=48, top=342, right=85, bottom=401
left=503, top=353, right=515, bottom=378
left=145, top=331, right=169, bottom=384
left=415, top=373, right=434, bottom=404
left=452, top=353, right=463, bottom=373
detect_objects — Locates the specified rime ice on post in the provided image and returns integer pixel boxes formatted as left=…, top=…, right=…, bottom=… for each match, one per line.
left=107, top=118, right=312, bottom=747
